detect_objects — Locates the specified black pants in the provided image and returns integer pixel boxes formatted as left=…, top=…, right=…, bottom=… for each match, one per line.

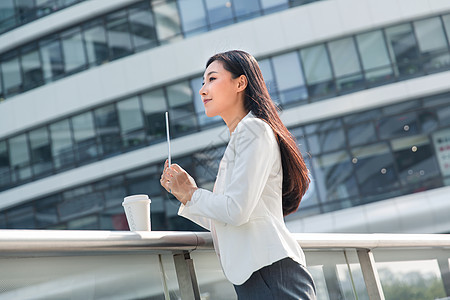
left=233, top=257, right=316, bottom=300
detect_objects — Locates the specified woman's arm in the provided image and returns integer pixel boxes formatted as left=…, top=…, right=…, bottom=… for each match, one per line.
left=179, top=119, right=276, bottom=227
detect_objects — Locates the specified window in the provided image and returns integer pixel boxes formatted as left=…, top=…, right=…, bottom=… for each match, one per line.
left=414, top=17, right=450, bottom=72
left=385, top=24, right=421, bottom=78
left=152, top=0, right=182, bottom=43
left=0, top=141, right=10, bottom=188
left=167, top=81, right=198, bottom=134
left=61, top=28, right=87, bottom=73
left=356, top=30, right=393, bottom=85
left=260, top=0, right=288, bottom=13
left=391, top=135, right=441, bottom=191
left=443, top=14, right=450, bottom=45
left=29, top=127, right=53, bottom=177
left=272, top=52, right=307, bottom=105
left=141, top=88, right=167, bottom=142
left=94, top=104, right=121, bottom=156
left=178, top=0, right=208, bottom=36
left=328, top=37, right=364, bottom=92
left=1, top=51, right=22, bottom=96
left=39, top=37, right=64, bottom=82
left=311, top=150, right=358, bottom=206
left=258, top=58, right=279, bottom=103
left=21, top=44, right=44, bottom=90
left=8, top=134, right=31, bottom=182
left=117, top=96, right=146, bottom=148
left=50, top=119, right=75, bottom=169
left=300, top=45, right=335, bottom=98
left=352, top=143, right=400, bottom=202
left=128, top=2, right=157, bottom=50
left=72, top=111, right=98, bottom=163
left=205, top=0, right=234, bottom=29
left=232, top=0, right=261, bottom=20
left=106, top=10, right=133, bottom=59
left=347, top=121, right=377, bottom=147
left=83, top=20, right=109, bottom=66
left=0, top=0, right=16, bottom=32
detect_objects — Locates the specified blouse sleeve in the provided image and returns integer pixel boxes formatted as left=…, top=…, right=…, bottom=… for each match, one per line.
left=178, top=118, right=276, bottom=227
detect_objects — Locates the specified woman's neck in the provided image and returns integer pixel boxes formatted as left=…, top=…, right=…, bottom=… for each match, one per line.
left=222, top=108, right=249, bottom=135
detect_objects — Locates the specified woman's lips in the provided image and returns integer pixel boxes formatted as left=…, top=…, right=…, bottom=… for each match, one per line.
left=203, top=99, right=212, bottom=105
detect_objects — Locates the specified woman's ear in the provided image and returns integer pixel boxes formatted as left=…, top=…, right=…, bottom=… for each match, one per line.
left=237, top=75, right=248, bottom=92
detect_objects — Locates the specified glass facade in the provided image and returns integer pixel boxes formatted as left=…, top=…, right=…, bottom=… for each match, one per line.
left=0, top=0, right=321, bottom=101
left=0, top=0, right=86, bottom=34
left=3, top=12, right=450, bottom=191
left=2, top=95, right=450, bottom=230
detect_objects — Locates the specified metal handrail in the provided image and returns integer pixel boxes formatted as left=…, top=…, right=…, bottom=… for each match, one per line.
left=1, top=230, right=449, bottom=256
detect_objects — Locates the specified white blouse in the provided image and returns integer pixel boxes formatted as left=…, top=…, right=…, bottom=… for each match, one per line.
left=178, top=111, right=306, bottom=285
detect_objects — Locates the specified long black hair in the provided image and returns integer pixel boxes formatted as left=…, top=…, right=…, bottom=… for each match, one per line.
left=206, top=50, right=310, bottom=216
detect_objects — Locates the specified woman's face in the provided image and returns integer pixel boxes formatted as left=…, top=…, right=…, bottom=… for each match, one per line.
left=199, top=60, right=243, bottom=118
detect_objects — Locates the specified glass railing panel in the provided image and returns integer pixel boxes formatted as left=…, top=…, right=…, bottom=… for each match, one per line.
left=190, top=251, right=237, bottom=300
left=0, top=253, right=168, bottom=299
left=373, top=248, right=450, bottom=300
left=305, top=249, right=370, bottom=300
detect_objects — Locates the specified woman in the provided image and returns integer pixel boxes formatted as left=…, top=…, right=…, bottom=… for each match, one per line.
left=160, top=50, right=316, bottom=299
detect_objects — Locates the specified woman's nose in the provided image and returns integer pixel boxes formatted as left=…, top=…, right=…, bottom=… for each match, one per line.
left=199, top=84, right=206, bottom=96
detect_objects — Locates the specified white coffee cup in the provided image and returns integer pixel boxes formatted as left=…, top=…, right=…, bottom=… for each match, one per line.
left=122, top=194, right=151, bottom=231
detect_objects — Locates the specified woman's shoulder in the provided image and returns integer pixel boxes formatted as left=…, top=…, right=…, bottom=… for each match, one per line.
left=235, top=113, right=271, bottom=136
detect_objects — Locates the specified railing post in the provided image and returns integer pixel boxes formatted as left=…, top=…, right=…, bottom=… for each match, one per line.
left=438, top=256, right=450, bottom=297
left=357, top=249, right=385, bottom=300
left=173, top=251, right=200, bottom=300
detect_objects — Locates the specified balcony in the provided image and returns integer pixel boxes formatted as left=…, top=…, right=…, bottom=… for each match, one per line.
left=0, top=230, right=449, bottom=300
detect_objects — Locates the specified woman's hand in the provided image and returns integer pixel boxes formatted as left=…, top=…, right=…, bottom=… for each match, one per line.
left=160, top=160, right=198, bottom=205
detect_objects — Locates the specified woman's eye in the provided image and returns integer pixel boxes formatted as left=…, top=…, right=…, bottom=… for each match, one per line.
left=209, top=77, right=216, bottom=82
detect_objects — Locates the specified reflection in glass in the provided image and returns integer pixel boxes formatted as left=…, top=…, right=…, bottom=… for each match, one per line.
left=6, top=205, right=35, bottom=229
left=35, top=195, right=59, bottom=228
left=414, top=17, right=450, bottom=72
left=258, top=58, right=279, bottom=103
left=60, top=186, right=102, bottom=222
left=377, top=112, right=418, bottom=139
left=0, top=141, right=10, bottom=187
left=352, top=143, right=400, bottom=203
left=356, top=30, right=393, bottom=85
left=94, top=105, right=121, bottom=156
left=72, top=112, right=98, bottom=163
left=8, top=134, right=31, bottom=182
left=167, top=82, right=198, bottom=134
left=272, top=52, right=307, bottom=105
left=61, top=28, right=86, bottom=73
left=117, top=97, right=145, bottom=148
left=50, top=119, right=75, bottom=169
left=178, top=0, right=208, bottom=35
left=260, top=0, right=288, bottom=12
left=1, top=52, right=22, bottom=96
left=300, top=45, right=334, bottom=98
left=347, top=121, right=377, bottom=147
left=391, top=135, right=441, bottom=191
left=443, top=14, right=450, bottom=44
left=83, top=20, right=109, bottom=66
left=232, top=0, right=261, bottom=20
left=142, top=89, right=167, bottom=142
left=152, top=1, right=182, bottom=42
left=21, top=45, right=44, bottom=90
left=328, top=37, right=363, bottom=92
left=205, top=0, right=234, bottom=28
left=40, top=38, right=64, bottom=82
left=0, top=0, right=16, bottom=32
left=128, top=2, right=157, bottom=50
left=29, top=127, right=53, bottom=176
left=311, top=150, right=358, bottom=205
left=106, top=11, right=133, bottom=59
left=385, top=24, right=421, bottom=78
